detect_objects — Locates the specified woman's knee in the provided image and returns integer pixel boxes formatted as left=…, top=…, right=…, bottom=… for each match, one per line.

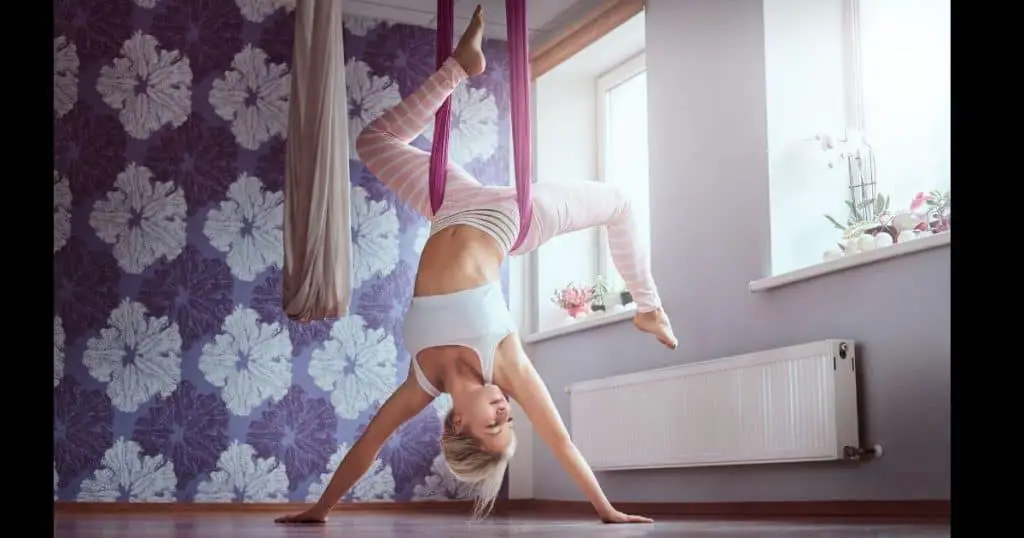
left=600, top=183, right=634, bottom=222
left=354, top=122, right=393, bottom=162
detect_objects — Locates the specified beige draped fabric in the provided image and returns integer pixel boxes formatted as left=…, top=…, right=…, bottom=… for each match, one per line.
left=282, top=0, right=352, bottom=322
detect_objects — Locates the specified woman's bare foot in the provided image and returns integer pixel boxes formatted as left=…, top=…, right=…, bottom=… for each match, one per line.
left=453, top=5, right=486, bottom=76
left=633, top=309, right=678, bottom=349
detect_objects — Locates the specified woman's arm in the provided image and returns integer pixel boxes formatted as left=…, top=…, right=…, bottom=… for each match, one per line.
left=275, top=376, right=433, bottom=523
left=499, top=337, right=652, bottom=524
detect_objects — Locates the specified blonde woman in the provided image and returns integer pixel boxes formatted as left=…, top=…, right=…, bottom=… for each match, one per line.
left=276, top=5, right=674, bottom=525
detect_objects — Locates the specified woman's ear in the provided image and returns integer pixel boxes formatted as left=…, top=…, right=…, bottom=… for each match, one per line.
left=450, top=413, right=464, bottom=434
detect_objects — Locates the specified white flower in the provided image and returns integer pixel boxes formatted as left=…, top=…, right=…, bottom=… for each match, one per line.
left=346, top=59, right=401, bottom=160
left=203, top=172, right=283, bottom=281
left=235, top=0, right=294, bottom=23
left=412, top=224, right=428, bottom=255
left=133, top=0, right=160, bottom=7
left=54, top=36, right=79, bottom=118
left=412, top=454, right=473, bottom=501
left=195, top=441, right=290, bottom=502
left=352, top=186, right=399, bottom=287
left=306, top=443, right=395, bottom=502
left=54, top=316, right=65, bottom=388
left=199, top=306, right=293, bottom=416
left=89, top=163, right=187, bottom=274
left=309, top=315, right=397, bottom=420
left=344, top=14, right=384, bottom=36
left=77, top=437, right=177, bottom=502
left=432, top=393, right=453, bottom=419
left=54, top=462, right=59, bottom=500
left=209, top=45, right=290, bottom=150
left=424, top=84, right=499, bottom=164
left=54, top=170, right=72, bottom=254
left=83, top=299, right=183, bottom=413
left=96, top=31, right=192, bottom=140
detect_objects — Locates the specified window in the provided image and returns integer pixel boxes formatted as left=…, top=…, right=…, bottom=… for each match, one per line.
left=516, top=12, right=649, bottom=337
left=764, top=0, right=950, bottom=276
left=597, top=54, right=651, bottom=295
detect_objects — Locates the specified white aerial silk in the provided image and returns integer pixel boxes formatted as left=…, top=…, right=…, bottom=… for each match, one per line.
left=282, top=0, right=352, bottom=322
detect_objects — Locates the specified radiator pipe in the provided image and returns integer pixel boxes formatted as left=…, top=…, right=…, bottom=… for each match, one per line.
left=843, top=444, right=884, bottom=460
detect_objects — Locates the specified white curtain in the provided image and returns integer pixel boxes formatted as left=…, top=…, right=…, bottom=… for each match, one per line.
left=282, top=0, right=352, bottom=322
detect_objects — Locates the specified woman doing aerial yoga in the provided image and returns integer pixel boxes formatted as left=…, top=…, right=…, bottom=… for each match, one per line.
left=276, top=4, right=676, bottom=525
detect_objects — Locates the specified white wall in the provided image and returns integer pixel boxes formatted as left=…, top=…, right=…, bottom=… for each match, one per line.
left=763, top=0, right=851, bottom=275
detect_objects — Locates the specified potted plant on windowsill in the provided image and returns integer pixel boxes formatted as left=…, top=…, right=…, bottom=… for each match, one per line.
left=822, top=190, right=951, bottom=261
left=551, top=283, right=595, bottom=319
left=590, top=275, right=610, bottom=312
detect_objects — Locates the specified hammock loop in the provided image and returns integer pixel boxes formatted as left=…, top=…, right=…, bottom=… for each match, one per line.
left=428, top=0, right=534, bottom=250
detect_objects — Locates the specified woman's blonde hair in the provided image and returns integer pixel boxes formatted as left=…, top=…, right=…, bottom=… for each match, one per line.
left=441, top=409, right=517, bottom=519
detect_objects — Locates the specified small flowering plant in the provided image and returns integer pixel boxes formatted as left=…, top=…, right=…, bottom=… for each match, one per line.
left=825, top=189, right=951, bottom=248
left=551, top=283, right=595, bottom=317
left=910, top=190, right=950, bottom=233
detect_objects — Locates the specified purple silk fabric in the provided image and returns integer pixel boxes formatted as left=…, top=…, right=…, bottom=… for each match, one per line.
left=428, top=0, right=455, bottom=214
left=505, top=0, right=533, bottom=250
left=427, top=0, right=533, bottom=248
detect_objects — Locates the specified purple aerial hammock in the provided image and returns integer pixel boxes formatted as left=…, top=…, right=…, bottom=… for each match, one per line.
left=428, top=0, right=533, bottom=251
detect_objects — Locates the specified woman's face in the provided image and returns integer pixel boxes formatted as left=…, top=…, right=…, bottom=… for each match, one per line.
left=451, top=383, right=515, bottom=453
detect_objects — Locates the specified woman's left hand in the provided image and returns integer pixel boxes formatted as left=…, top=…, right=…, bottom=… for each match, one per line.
left=600, top=509, right=654, bottom=524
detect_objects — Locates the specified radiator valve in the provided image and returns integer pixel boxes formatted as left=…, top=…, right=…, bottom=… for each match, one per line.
left=843, top=444, right=883, bottom=460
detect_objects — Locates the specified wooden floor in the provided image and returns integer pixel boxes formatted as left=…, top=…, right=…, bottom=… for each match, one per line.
left=54, top=512, right=951, bottom=537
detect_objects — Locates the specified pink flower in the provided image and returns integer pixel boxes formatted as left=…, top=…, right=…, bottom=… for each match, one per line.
left=910, top=192, right=933, bottom=212
left=551, top=284, right=595, bottom=310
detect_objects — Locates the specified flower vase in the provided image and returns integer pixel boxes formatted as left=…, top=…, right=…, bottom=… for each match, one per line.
left=566, top=305, right=588, bottom=318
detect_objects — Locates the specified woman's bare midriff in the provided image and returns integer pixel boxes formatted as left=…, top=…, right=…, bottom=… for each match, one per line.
left=413, top=224, right=505, bottom=297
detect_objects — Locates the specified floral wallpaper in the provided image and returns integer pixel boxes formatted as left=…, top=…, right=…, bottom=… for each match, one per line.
left=53, top=0, right=511, bottom=503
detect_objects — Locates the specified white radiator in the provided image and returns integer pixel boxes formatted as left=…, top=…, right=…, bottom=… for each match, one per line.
left=567, top=339, right=859, bottom=471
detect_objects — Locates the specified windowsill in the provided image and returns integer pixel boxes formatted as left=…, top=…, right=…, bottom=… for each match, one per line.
left=750, top=231, right=950, bottom=292
left=522, top=305, right=638, bottom=344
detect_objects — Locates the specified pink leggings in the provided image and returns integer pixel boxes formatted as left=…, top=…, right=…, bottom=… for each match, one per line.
left=355, top=58, right=662, bottom=313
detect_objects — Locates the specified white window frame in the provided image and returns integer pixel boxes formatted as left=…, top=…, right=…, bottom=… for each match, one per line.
left=595, top=52, right=648, bottom=292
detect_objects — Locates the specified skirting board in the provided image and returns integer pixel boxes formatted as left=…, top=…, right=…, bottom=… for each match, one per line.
left=55, top=499, right=949, bottom=520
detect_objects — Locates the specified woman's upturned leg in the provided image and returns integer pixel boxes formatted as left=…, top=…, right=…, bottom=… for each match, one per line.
left=515, top=180, right=678, bottom=349
left=355, top=8, right=488, bottom=216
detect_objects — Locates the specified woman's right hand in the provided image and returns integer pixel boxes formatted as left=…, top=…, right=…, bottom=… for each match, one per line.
left=274, top=506, right=330, bottom=525
left=600, top=509, right=654, bottom=524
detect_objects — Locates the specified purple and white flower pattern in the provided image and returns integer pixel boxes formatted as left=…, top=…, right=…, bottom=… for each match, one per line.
left=147, top=115, right=239, bottom=215
left=199, top=306, right=293, bottom=416
left=96, top=31, right=193, bottom=140
left=89, top=163, right=188, bottom=274
left=149, top=0, right=244, bottom=80
left=83, top=299, right=183, bottom=412
left=77, top=437, right=178, bottom=502
left=306, top=443, right=395, bottom=502
left=54, top=171, right=72, bottom=253
left=54, top=377, right=115, bottom=488
left=357, top=407, right=442, bottom=494
left=54, top=102, right=127, bottom=199
left=203, top=172, right=283, bottom=281
left=137, top=245, right=235, bottom=351
left=412, top=453, right=473, bottom=501
left=54, top=36, right=80, bottom=118
left=54, top=316, right=66, bottom=388
left=133, top=380, right=231, bottom=486
left=194, top=440, right=290, bottom=502
left=54, top=3, right=510, bottom=503
left=309, top=315, right=397, bottom=420
left=209, top=45, right=290, bottom=151
left=246, top=385, right=337, bottom=488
